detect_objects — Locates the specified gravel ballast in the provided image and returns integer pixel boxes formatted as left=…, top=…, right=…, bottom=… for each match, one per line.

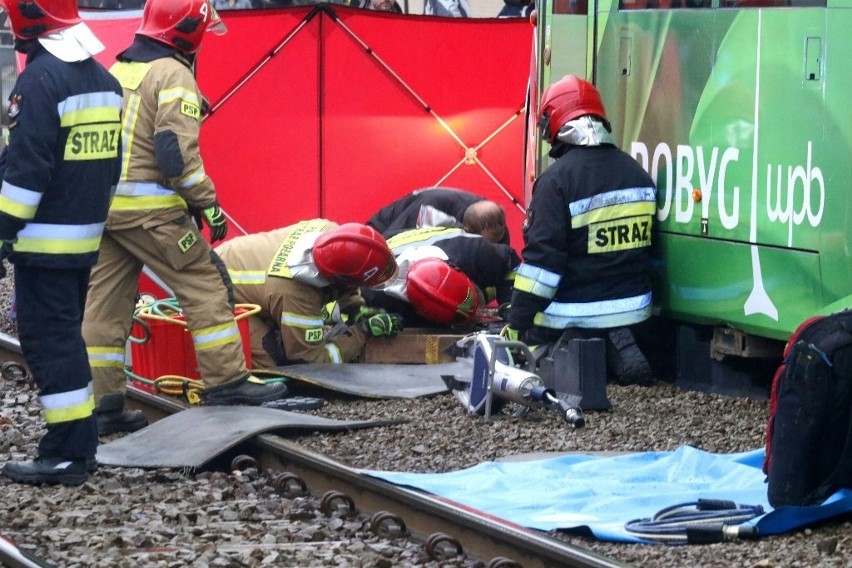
left=1, top=272, right=850, bottom=567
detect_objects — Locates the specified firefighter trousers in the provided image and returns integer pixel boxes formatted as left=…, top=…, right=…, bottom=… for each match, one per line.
left=83, top=216, right=249, bottom=404
left=16, top=265, right=98, bottom=459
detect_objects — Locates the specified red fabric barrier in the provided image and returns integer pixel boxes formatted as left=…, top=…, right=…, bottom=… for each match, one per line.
left=82, top=6, right=531, bottom=248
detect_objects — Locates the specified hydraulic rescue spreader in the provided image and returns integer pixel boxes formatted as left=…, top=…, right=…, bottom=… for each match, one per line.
left=443, top=332, right=585, bottom=428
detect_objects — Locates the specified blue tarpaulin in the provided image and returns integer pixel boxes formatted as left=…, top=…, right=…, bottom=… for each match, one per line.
left=364, top=446, right=852, bottom=543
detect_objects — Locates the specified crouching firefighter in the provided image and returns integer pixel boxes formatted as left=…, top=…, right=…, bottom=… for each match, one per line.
left=381, top=226, right=519, bottom=309
left=361, top=245, right=481, bottom=328
left=214, top=220, right=402, bottom=368
left=82, top=0, right=287, bottom=437
left=507, top=75, right=658, bottom=385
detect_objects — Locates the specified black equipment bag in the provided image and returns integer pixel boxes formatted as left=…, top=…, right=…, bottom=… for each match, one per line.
left=763, top=310, right=852, bottom=508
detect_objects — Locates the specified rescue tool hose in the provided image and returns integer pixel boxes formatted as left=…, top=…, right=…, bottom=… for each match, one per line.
left=623, top=500, right=764, bottom=544
left=130, top=298, right=261, bottom=329
left=125, top=299, right=284, bottom=404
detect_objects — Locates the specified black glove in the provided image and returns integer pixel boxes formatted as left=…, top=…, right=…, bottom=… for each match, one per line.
left=359, top=313, right=404, bottom=338
left=201, top=203, right=228, bottom=243
left=497, top=302, right=512, bottom=321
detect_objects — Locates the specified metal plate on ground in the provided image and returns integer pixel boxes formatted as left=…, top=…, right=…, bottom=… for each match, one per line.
left=269, top=362, right=463, bottom=398
left=97, top=406, right=398, bottom=469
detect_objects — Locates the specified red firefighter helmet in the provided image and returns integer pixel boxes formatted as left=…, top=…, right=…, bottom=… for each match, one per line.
left=539, top=74, right=608, bottom=143
left=0, top=0, right=81, bottom=41
left=313, top=223, right=397, bottom=288
left=137, top=0, right=225, bottom=54
left=407, top=258, right=479, bottom=326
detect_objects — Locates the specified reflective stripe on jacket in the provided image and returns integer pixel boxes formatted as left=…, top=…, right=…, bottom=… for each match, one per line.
left=0, top=48, right=122, bottom=267
left=509, top=143, right=657, bottom=331
left=106, top=55, right=216, bottom=229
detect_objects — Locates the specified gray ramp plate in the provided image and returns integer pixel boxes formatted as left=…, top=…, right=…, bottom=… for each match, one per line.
left=270, top=362, right=462, bottom=398
left=97, top=406, right=396, bottom=468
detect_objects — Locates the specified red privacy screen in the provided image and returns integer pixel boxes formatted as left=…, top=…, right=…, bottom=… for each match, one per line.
left=84, top=5, right=532, bottom=247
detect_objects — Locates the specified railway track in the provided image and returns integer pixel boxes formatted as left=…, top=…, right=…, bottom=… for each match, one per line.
left=0, top=334, right=632, bottom=568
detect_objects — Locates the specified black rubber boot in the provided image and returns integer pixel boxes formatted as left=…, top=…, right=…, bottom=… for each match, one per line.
left=201, top=374, right=288, bottom=406
left=96, top=394, right=149, bottom=436
left=2, top=456, right=90, bottom=486
left=606, top=327, right=654, bottom=386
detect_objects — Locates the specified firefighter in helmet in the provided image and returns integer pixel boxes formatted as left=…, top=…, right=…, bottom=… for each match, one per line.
left=381, top=226, right=518, bottom=306
left=361, top=224, right=521, bottom=327
left=361, top=245, right=481, bottom=328
left=82, top=0, right=288, bottom=437
left=507, top=75, right=658, bottom=384
left=214, top=220, right=402, bottom=368
left=407, top=257, right=478, bottom=326
left=0, top=0, right=123, bottom=485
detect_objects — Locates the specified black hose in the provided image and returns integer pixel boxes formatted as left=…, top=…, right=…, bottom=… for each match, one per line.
left=624, top=499, right=764, bottom=544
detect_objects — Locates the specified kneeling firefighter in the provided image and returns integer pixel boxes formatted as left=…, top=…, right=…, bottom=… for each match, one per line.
left=506, top=75, right=658, bottom=384
left=214, top=220, right=402, bottom=369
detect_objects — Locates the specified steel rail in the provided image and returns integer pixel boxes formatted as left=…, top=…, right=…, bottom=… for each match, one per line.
left=123, top=382, right=632, bottom=568
left=0, top=337, right=633, bottom=568
left=0, top=332, right=26, bottom=366
left=255, top=434, right=632, bottom=568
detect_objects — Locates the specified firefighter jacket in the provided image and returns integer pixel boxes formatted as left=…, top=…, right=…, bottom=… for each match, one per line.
left=508, top=142, right=657, bottom=332
left=367, top=187, right=485, bottom=238
left=105, top=37, right=216, bottom=231
left=215, top=220, right=368, bottom=365
left=383, top=227, right=519, bottom=304
left=0, top=45, right=122, bottom=268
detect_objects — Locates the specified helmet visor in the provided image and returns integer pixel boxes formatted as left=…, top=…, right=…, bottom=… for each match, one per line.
left=363, top=258, right=398, bottom=288
left=538, top=111, right=552, bottom=143
left=207, top=2, right=226, bottom=36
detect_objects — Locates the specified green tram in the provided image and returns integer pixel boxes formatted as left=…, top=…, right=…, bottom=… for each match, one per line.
left=530, top=0, right=851, bottom=388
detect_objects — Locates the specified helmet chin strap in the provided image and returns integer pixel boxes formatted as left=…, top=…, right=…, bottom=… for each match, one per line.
left=556, top=116, right=614, bottom=147
left=13, top=36, right=38, bottom=54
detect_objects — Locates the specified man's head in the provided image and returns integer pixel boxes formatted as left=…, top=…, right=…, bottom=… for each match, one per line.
left=313, top=223, right=397, bottom=289
left=462, top=200, right=507, bottom=244
left=0, top=0, right=80, bottom=41
left=138, top=0, right=226, bottom=54
left=538, top=74, right=609, bottom=145
left=406, top=258, right=479, bottom=326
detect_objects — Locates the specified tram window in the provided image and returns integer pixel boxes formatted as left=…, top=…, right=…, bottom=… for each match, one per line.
left=553, top=0, right=589, bottom=13
left=620, top=0, right=711, bottom=9
left=719, top=0, right=825, bottom=6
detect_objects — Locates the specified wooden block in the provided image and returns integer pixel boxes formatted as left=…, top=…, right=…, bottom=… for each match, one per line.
left=362, top=328, right=464, bottom=364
